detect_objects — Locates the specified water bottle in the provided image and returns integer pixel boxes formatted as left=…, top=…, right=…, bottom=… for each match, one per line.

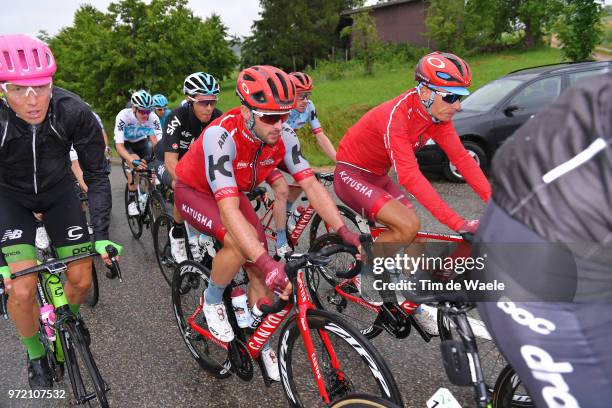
left=231, top=287, right=251, bottom=328
left=286, top=206, right=305, bottom=234
left=249, top=299, right=271, bottom=329
left=40, top=304, right=56, bottom=341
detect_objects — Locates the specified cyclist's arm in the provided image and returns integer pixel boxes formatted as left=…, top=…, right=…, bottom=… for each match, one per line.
left=150, top=114, right=162, bottom=148
left=70, top=150, right=88, bottom=192
left=307, top=102, right=336, bottom=162
left=163, top=110, right=181, bottom=181
left=92, top=111, right=109, bottom=147
left=387, top=118, right=465, bottom=231
left=282, top=125, right=343, bottom=231
left=73, top=108, right=111, bottom=241
left=433, top=125, right=491, bottom=202
left=204, top=126, right=266, bottom=259
left=113, top=114, right=134, bottom=162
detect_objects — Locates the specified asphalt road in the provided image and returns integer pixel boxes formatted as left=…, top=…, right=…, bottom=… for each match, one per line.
left=0, top=166, right=489, bottom=408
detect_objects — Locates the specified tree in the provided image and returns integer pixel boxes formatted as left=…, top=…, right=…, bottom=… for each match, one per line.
left=555, top=0, right=604, bottom=61
left=241, top=0, right=362, bottom=71
left=49, top=0, right=237, bottom=118
left=341, top=12, right=380, bottom=75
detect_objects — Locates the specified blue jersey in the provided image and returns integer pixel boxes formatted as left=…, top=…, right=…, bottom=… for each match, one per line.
left=159, top=108, right=172, bottom=129
left=286, top=100, right=322, bottom=133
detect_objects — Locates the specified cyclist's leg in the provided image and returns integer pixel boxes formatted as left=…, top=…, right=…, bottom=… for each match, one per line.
left=266, top=169, right=290, bottom=251
left=44, top=177, right=92, bottom=309
left=0, top=190, right=45, bottom=359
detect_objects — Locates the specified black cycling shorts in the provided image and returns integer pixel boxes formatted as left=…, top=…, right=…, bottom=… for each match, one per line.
left=124, top=139, right=153, bottom=161
left=0, top=175, right=91, bottom=263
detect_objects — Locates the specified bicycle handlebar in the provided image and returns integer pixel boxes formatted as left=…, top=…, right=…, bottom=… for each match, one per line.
left=259, top=243, right=361, bottom=315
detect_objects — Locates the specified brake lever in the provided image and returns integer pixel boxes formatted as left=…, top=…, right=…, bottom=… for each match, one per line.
left=105, top=245, right=123, bottom=283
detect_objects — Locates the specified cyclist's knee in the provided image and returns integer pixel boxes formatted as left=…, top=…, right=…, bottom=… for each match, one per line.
left=386, top=211, right=419, bottom=243
left=8, top=274, right=37, bottom=305
left=271, top=180, right=289, bottom=201
left=221, top=234, right=247, bottom=263
left=66, top=263, right=93, bottom=292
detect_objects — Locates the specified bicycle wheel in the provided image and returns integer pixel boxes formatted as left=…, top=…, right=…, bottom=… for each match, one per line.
left=492, top=365, right=534, bottom=408
left=153, top=213, right=176, bottom=286
left=306, top=234, right=383, bottom=339
left=121, top=158, right=129, bottom=180
left=330, top=393, right=402, bottom=408
left=278, top=308, right=403, bottom=408
left=148, top=190, right=167, bottom=232
left=60, top=319, right=109, bottom=407
left=309, top=205, right=369, bottom=247
left=84, top=260, right=100, bottom=307
left=438, top=310, right=531, bottom=405
left=171, top=261, right=231, bottom=379
left=124, top=184, right=142, bottom=239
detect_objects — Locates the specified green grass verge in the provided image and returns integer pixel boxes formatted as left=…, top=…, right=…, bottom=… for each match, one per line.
left=163, top=47, right=563, bottom=166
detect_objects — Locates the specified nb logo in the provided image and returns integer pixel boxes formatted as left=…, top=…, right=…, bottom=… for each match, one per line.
left=1, top=229, right=23, bottom=242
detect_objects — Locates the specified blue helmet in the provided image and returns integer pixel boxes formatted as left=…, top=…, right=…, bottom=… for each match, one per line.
left=183, top=72, right=220, bottom=96
left=152, top=94, right=168, bottom=108
left=131, top=90, right=153, bottom=109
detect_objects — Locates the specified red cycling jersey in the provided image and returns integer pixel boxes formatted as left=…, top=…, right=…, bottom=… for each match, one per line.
left=176, top=107, right=313, bottom=201
left=336, top=89, right=491, bottom=230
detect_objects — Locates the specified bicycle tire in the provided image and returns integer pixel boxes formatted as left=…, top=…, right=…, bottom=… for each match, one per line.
left=309, top=205, right=368, bottom=247
left=84, top=260, right=100, bottom=307
left=278, top=308, right=403, bottom=408
left=492, top=365, right=534, bottom=408
left=330, top=393, right=402, bottom=408
left=306, top=234, right=383, bottom=339
left=121, top=158, right=129, bottom=180
left=148, top=189, right=167, bottom=233
left=124, top=184, right=143, bottom=239
left=171, top=261, right=231, bottom=379
left=153, top=213, right=176, bottom=286
left=61, top=319, right=109, bottom=407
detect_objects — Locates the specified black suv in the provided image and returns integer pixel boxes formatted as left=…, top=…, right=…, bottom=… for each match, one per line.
left=417, top=61, right=611, bottom=181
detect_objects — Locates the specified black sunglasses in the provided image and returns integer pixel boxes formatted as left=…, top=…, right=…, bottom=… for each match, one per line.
left=431, top=89, right=464, bottom=104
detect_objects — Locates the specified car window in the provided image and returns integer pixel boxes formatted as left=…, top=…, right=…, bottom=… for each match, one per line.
left=568, top=68, right=610, bottom=85
left=508, top=76, right=561, bottom=111
left=461, top=78, right=524, bottom=112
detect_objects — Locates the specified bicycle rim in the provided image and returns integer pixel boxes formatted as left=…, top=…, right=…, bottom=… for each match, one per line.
left=153, top=213, right=176, bottom=286
left=279, top=309, right=402, bottom=407
left=61, top=320, right=109, bottom=407
left=307, top=234, right=382, bottom=339
left=492, top=365, right=534, bottom=408
left=309, top=205, right=368, bottom=248
left=124, top=184, right=143, bottom=239
left=171, top=261, right=231, bottom=378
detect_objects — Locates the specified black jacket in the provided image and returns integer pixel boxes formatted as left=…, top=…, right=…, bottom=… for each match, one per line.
left=163, top=104, right=222, bottom=159
left=492, top=74, right=611, bottom=261
left=0, top=87, right=112, bottom=241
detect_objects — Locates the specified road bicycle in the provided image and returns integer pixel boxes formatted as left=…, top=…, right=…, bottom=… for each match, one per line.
left=0, top=248, right=121, bottom=407
left=171, top=244, right=403, bottom=407
left=124, top=166, right=167, bottom=239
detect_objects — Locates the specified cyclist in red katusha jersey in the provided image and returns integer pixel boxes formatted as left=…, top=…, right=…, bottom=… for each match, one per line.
left=174, top=65, right=361, bottom=381
left=334, top=52, right=491, bottom=334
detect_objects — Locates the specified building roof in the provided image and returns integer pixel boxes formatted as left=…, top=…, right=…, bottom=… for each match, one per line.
left=341, top=0, right=420, bottom=16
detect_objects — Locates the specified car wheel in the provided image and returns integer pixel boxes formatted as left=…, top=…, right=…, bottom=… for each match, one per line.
left=443, top=140, right=487, bottom=182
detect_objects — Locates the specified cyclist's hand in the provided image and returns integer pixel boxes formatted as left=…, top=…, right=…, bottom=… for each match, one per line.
left=94, top=240, right=124, bottom=265
left=132, top=159, right=148, bottom=170
left=255, top=253, right=290, bottom=300
left=337, top=226, right=361, bottom=250
left=0, top=266, right=12, bottom=292
left=458, top=219, right=479, bottom=234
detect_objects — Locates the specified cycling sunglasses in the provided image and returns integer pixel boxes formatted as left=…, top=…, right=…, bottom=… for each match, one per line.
left=188, top=96, right=218, bottom=107
left=136, top=108, right=152, bottom=115
left=297, top=92, right=311, bottom=101
left=252, top=110, right=290, bottom=125
left=431, top=89, right=464, bottom=104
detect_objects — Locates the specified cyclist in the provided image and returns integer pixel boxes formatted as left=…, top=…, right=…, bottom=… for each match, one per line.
left=333, top=52, right=491, bottom=334
left=0, top=34, right=122, bottom=389
left=152, top=93, right=171, bottom=129
left=475, top=74, right=612, bottom=408
left=114, top=89, right=162, bottom=216
left=165, top=72, right=223, bottom=263
left=267, top=72, right=337, bottom=257
left=174, top=65, right=361, bottom=380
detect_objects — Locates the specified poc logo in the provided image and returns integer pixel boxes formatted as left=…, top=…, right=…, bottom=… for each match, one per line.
left=1, top=229, right=23, bottom=242
left=497, top=301, right=556, bottom=335
left=72, top=244, right=92, bottom=256
left=66, top=226, right=84, bottom=241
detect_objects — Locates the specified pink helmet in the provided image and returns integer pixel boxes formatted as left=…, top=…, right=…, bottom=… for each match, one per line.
left=0, top=34, right=57, bottom=86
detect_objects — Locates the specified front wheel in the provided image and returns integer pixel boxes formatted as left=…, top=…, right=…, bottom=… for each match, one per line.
left=124, top=184, right=143, bottom=239
left=278, top=308, right=403, bottom=408
left=330, top=393, right=402, bottom=408
left=148, top=189, right=167, bottom=232
left=153, top=213, right=176, bottom=286
left=492, top=365, right=534, bottom=408
left=309, top=205, right=369, bottom=248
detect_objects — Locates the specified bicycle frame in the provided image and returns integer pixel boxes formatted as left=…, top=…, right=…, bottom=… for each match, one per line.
left=186, top=268, right=345, bottom=404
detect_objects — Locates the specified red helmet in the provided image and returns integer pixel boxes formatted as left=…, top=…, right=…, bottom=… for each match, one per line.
left=236, top=65, right=296, bottom=111
left=415, top=52, right=472, bottom=95
left=0, top=34, right=56, bottom=86
left=289, top=72, right=313, bottom=92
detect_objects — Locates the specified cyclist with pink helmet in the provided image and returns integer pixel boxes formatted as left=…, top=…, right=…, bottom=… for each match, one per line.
left=0, top=34, right=122, bottom=389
